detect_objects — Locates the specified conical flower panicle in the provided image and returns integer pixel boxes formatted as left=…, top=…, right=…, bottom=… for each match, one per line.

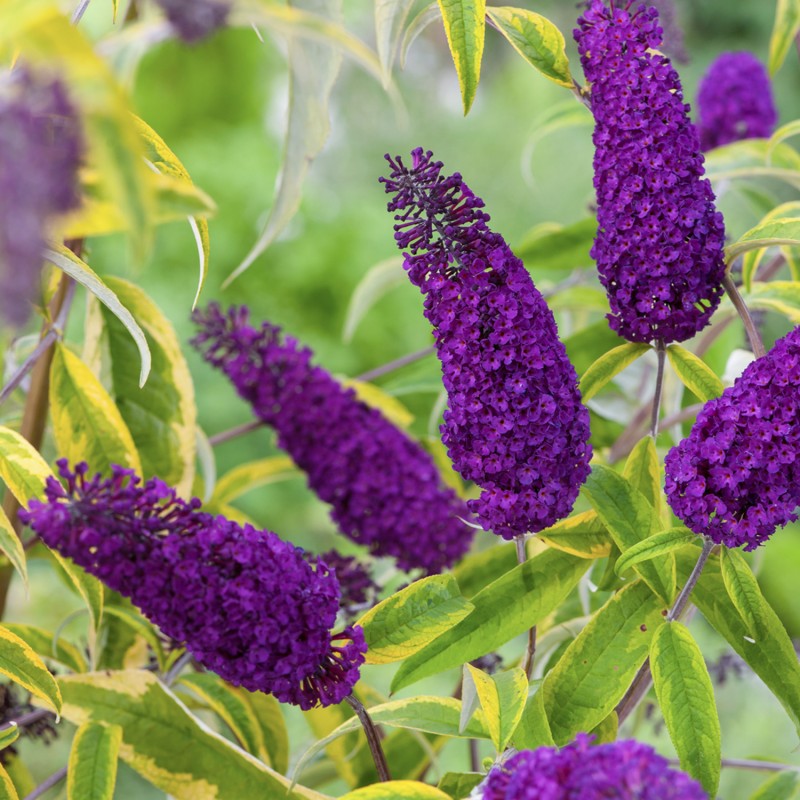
left=191, top=304, right=474, bottom=573
left=155, top=0, right=230, bottom=42
left=20, top=461, right=366, bottom=710
left=480, top=735, right=707, bottom=799
left=381, top=149, right=592, bottom=539
left=575, top=1, right=726, bottom=344
left=665, top=327, right=800, bottom=550
left=0, top=69, right=84, bottom=327
left=697, top=52, right=777, bottom=151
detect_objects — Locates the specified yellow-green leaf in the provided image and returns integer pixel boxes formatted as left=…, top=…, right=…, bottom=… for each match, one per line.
left=341, top=783, right=451, bottom=800
left=358, top=574, right=474, bottom=665
left=666, top=344, right=724, bottom=402
left=210, top=456, right=298, bottom=507
left=462, top=665, right=527, bottom=751
left=344, top=379, right=415, bottom=429
left=100, top=606, right=165, bottom=672
left=512, top=687, right=555, bottom=750
left=516, top=217, right=597, bottom=272
left=725, top=208, right=800, bottom=264
left=769, top=0, right=800, bottom=75
left=537, top=509, right=612, bottom=559
left=50, top=343, right=141, bottom=475
left=579, top=343, right=651, bottom=401
left=67, top=722, right=122, bottom=800
left=486, top=7, right=571, bottom=87
left=0, top=426, right=54, bottom=504
left=720, top=548, right=765, bottom=640
left=0, top=626, right=61, bottom=715
left=4, top=624, right=87, bottom=674
left=0, top=508, right=26, bottom=590
left=0, top=762, right=19, bottom=800
left=0, top=723, right=19, bottom=752
left=623, top=436, right=664, bottom=520
left=651, top=623, right=721, bottom=797
left=614, top=529, right=698, bottom=578
left=343, top=257, right=405, bottom=342
left=438, top=0, right=486, bottom=114
left=99, top=278, right=197, bottom=496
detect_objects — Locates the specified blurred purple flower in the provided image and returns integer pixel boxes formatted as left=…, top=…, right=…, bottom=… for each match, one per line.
left=575, top=1, right=726, bottom=344
left=697, top=52, right=777, bottom=151
left=155, top=0, right=230, bottom=42
left=481, top=734, right=706, bottom=799
left=0, top=69, right=83, bottom=327
left=20, top=461, right=365, bottom=710
left=192, top=304, right=474, bottom=573
left=649, top=0, right=689, bottom=63
left=381, top=148, right=591, bottom=539
left=313, top=550, right=379, bottom=616
left=665, top=326, right=800, bottom=550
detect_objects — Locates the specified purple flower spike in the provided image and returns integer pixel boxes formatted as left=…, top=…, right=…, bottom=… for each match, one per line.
left=481, top=735, right=707, bottom=799
left=575, top=1, right=726, bottom=344
left=381, top=149, right=592, bottom=539
left=697, top=52, right=778, bottom=151
left=665, top=327, right=800, bottom=550
left=155, top=0, right=230, bottom=43
left=649, top=0, right=688, bottom=64
left=20, top=461, right=366, bottom=710
left=191, top=305, right=474, bottom=573
left=0, top=69, right=83, bottom=327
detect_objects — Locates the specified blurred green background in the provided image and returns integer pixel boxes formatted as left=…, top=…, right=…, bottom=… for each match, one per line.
left=9, top=0, right=800, bottom=796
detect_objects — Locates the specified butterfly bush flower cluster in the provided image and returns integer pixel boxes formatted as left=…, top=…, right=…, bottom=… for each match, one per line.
left=192, top=304, right=473, bottom=573
left=665, top=326, right=800, bottom=550
left=0, top=68, right=83, bottom=327
left=575, top=1, right=726, bottom=344
left=381, top=149, right=592, bottom=539
left=155, top=0, right=230, bottom=42
left=311, top=550, right=379, bottom=617
left=20, top=461, right=366, bottom=710
left=697, top=52, right=777, bottom=151
left=479, top=735, right=706, bottom=799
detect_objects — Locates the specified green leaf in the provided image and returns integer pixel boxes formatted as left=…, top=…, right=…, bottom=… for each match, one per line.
left=57, top=670, right=328, bottom=799
left=462, top=665, right=527, bottom=751
left=614, top=529, right=698, bottom=578
left=589, top=711, right=618, bottom=744
left=437, top=772, right=483, bottom=800
left=99, top=277, right=197, bottom=496
left=582, top=466, right=675, bottom=604
left=720, top=548, right=769, bottom=641
left=244, top=691, right=290, bottom=775
left=563, top=322, right=629, bottom=376
left=512, top=687, right=555, bottom=750
left=666, top=344, right=724, bottom=403
left=0, top=626, right=62, bottom=715
left=399, top=2, right=441, bottom=68
left=0, top=426, right=54, bottom=504
left=0, top=723, right=19, bottom=752
left=4, top=624, right=87, bottom=674
left=227, top=0, right=343, bottom=283
left=750, top=771, right=800, bottom=800
left=357, top=574, right=474, bottom=665
left=49, top=343, right=141, bottom=475
left=486, top=7, right=571, bottom=86
left=0, top=508, right=26, bottom=591
left=769, top=0, right=800, bottom=75
left=343, top=257, right=405, bottom=342
left=100, top=606, right=165, bottom=672
left=392, top=549, right=589, bottom=692
left=622, top=436, right=663, bottom=520
left=179, top=672, right=274, bottom=765
left=374, top=0, right=417, bottom=81
left=684, top=552, right=800, bottom=738
left=542, top=581, right=667, bottom=743
left=340, top=783, right=451, bottom=800
left=45, top=247, right=151, bottom=387
left=453, top=543, right=517, bottom=598
left=725, top=209, right=800, bottom=264
left=438, top=0, right=486, bottom=114
left=514, top=217, right=597, bottom=272
left=0, top=762, right=19, bottom=800
left=537, top=510, right=612, bottom=559
left=579, top=343, right=651, bottom=401
left=747, top=280, right=800, bottom=324
left=210, top=457, right=298, bottom=507
left=650, top=623, right=721, bottom=797
left=67, top=722, right=122, bottom=800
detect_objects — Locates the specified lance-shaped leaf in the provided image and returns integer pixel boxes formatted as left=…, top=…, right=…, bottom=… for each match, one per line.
left=0, top=722, right=19, bottom=751
left=623, top=436, right=663, bottom=519
left=582, top=466, right=675, bottom=604
left=747, top=280, right=800, bottom=324
left=516, top=217, right=597, bottom=272
left=579, top=343, right=651, bottom=401
left=0, top=763, right=18, bottom=800
left=56, top=671, right=329, bottom=800
left=0, top=426, right=53, bottom=504
left=542, top=581, right=667, bottom=744
left=512, top=687, right=555, bottom=750
left=486, top=7, right=571, bottom=87
left=769, top=0, right=800, bottom=75
left=50, top=343, right=141, bottom=475
left=666, top=344, right=724, bottom=402
left=375, top=0, right=417, bottom=81
left=0, top=507, right=26, bottom=590
left=725, top=203, right=800, bottom=264
left=437, top=773, right=484, bottom=800
left=0, top=626, right=61, bottom=715
left=210, top=456, right=298, bottom=508
left=750, top=771, right=800, bottom=800
left=438, top=0, right=486, bottom=114
left=614, top=529, right=698, bottom=578
left=720, top=548, right=765, bottom=640
left=651, top=622, right=721, bottom=798
left=343, top=379, right=415, bottom=429
left=340, top=783, right=451, bottom=800
left=67, top=722, right=122, bottom=800
left=453, top=542, right=517, bottom=598
left=357, top=574, right=474, bottom=665
left=538, top=509, right=611, bottom=559
left=343, top=256, right=405, bottom=342
left=462, top=665, right=527, bottom=751
left=4, top=624, right=87, bottom=674
left=392, top=549, right=589, bottom=692
left=98, top=278, right=197, bottom=496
